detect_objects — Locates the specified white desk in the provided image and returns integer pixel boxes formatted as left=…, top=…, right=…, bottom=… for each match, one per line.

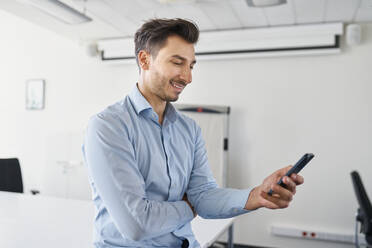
left=192, top=216, right=234, bottom=248
left=0, top=192, right=234, bottom=248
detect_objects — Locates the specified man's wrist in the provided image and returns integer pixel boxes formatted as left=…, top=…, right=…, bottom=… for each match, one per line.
left=185, top=201, right=196, bottom=217
left=183, top=195, right=197, bottom=217
left=244, top=186, right=261, bottom=210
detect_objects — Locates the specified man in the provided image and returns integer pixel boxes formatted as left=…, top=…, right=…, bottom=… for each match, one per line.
left=83, top=18, right=304, bottom=248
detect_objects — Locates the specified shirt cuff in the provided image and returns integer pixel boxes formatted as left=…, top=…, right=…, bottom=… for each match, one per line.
left=232, top=188, right=252, bottom=215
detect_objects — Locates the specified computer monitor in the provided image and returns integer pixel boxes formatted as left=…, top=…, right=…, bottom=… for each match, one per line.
left=350, top=171, right=372, bottom=246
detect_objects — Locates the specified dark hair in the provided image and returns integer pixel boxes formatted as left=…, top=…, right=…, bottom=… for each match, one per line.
left=134, top=18, right=199, bottom=70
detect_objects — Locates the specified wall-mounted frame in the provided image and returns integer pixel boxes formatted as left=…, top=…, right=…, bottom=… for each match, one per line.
left=26, top=79, right=45, bottom=110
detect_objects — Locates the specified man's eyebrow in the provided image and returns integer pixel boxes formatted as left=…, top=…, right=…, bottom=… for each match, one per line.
left=171, top=55, right=196, bottom=65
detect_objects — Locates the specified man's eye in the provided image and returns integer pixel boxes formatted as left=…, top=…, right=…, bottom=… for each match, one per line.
left=172, top=61, right=182, bottom=65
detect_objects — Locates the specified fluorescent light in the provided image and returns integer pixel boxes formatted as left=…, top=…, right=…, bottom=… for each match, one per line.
left=21, top=0, right=92, bottom=25
left=246, top=0, right=287, bottom=7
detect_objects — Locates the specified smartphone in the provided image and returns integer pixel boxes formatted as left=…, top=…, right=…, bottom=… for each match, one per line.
left=267, top=153, right=314, bottom=196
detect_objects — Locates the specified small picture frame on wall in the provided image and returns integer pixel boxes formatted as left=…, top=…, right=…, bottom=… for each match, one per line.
left=26, top=79, right=45, bottom=110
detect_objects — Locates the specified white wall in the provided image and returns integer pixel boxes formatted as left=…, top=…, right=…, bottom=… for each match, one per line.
left=1, top=9, right=371, bottom=248
left=0, top=9, right=139, bottom=198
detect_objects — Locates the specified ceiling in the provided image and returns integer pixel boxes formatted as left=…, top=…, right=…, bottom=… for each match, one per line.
left=1, top=0, right=372, bottom=43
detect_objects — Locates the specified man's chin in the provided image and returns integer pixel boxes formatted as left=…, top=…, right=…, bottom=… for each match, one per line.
left=167, top=96, right=179, bottom=102
left=160, top=90, right=181, bottom=102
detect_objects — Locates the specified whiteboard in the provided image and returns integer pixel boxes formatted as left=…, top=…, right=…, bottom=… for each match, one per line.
left=175, top=104, right=230, bottom=187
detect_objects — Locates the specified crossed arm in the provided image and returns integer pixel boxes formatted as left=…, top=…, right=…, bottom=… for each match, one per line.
left=83, top=115, right=195, bottom=241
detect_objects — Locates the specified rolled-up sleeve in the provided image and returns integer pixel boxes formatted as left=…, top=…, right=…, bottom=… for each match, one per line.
left=83, top=114, right=194, bottom=241
left=186, top=124, right=252, bottom=219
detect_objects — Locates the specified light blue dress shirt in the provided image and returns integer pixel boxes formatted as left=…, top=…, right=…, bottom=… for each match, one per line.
left=82, top=85, right=251, bottom=247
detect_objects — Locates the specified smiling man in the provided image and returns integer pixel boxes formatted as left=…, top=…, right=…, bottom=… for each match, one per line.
left=83, top=18, right=304, bottom=248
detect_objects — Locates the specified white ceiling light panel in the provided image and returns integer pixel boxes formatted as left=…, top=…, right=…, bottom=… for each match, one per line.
left=19, top=0, right=92, bottom=24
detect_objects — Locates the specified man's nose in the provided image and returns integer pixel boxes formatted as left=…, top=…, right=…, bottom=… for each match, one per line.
left=180, top=67, right=192, bottom=84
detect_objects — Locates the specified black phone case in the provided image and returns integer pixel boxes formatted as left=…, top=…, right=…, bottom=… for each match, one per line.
left=267, top=153, right=314, bottom=196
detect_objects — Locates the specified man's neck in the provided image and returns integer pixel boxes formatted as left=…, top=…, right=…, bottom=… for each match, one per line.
left=137, top=82, right=166, bottom=125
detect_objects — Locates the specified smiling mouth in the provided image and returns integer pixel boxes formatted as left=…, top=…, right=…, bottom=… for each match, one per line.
left=170, top=81, right=185, bottom=91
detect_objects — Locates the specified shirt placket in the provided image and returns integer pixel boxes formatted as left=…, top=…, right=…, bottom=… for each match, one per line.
left=161, top=123, right=178, bottom=201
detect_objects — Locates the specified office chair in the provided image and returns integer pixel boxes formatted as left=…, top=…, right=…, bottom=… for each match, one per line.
left=0, top=158, right=24, bottom=193
left=351, top=171, right=372, bottom=248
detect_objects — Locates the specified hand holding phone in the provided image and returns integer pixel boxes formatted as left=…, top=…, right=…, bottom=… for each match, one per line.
left=267, top=153, right=314, bottom=196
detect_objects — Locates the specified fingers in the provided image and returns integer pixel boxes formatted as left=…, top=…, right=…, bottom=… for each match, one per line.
left=291, top=173, right=304, bottom=185
left=257, top=182, right=294, bottom=210
left=257, top=165, right=305, bottom=210
left=277, top=165, right=293, bottom=177
left=282, top=176, right=297, bottom=194
left=271, top=183, right=293, bottom=202
left=277, top=165, right=304, bottom=191
left=260, top=191, right=290, bottom=209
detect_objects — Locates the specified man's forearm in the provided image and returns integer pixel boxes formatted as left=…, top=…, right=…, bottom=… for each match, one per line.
left=96, top=188, right=195, bottom=241
left=188, top=187, right=251, bottom=219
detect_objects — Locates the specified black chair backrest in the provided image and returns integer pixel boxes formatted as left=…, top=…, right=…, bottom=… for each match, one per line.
left=0, top=158, right=24, bottom=193
left=351, top=171, right=372, bottom=238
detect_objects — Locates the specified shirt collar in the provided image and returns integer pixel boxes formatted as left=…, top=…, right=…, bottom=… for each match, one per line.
left=128, top=84, right=152, bottom=115
left=164, top=102, right=178, bottom=123
left=128, top=84, right=178, bottom=123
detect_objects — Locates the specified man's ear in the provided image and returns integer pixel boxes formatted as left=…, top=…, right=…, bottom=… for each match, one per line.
left=138, top=50, right=150, bottom=71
